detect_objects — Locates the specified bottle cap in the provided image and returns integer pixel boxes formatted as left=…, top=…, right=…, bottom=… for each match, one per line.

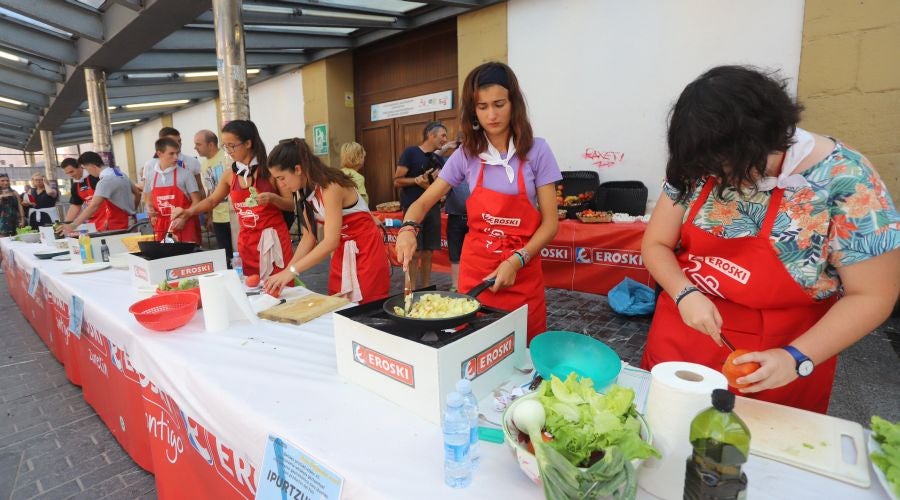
left=711, top=388, right=735, bottom=412
left=446, top=391, right=463, bottom=407
left=100, top=239, right=106, bottom=244
left=456, top=379, right=472, bottom=394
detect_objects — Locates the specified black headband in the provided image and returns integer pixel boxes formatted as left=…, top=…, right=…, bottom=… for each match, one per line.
left=476, top=65, right=510, bottom=89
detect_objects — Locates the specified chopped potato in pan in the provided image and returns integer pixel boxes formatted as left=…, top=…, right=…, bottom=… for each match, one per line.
left=393, top=293, right=479, bottom=319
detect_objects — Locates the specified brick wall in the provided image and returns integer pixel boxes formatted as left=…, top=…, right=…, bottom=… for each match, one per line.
left=798, top=0, right=900, bottom=199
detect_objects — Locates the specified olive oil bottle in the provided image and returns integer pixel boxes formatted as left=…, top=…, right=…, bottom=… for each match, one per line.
left=684, top=389, right=750, bottom=500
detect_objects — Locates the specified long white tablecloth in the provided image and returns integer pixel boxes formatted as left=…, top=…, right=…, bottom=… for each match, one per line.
left=1, top=238, right=891, bottom=499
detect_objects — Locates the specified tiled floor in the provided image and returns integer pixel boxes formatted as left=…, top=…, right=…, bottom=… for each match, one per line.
left=1, top=258, right=897, bottom=499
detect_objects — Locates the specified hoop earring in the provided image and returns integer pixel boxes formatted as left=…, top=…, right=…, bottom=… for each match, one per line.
left=472, top=121, right=480, bottom=131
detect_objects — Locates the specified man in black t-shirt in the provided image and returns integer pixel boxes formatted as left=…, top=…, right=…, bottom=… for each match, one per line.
left=394, top=121, right=449, bottom=288
left=59, top=157, right=100, bottom=223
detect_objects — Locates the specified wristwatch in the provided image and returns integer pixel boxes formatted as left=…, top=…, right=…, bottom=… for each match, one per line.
left=781, top=345, right=814, bottom=377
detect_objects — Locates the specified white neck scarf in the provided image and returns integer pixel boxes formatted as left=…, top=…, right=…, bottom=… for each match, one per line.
left=234, top=157, right=258, bottom=185
left=478, top=135, right=517, bottom=183
left=755, top=128, right=815, bottom=191
left=154, top=162, right=176, bottom=178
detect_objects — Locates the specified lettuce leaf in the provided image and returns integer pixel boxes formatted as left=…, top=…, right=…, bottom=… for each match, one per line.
left=536, top=373, right=660, bottom=468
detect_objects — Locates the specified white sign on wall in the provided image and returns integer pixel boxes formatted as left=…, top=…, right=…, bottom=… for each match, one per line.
left=371, top=90, right=453, bottom=121
left=508, top=0, right=804, bottom=203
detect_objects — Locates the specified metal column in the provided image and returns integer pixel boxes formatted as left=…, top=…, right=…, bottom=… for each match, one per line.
left=84, top=68, right=115, bottom=167
left=39, top=130, right=58, bottom=181
left=212, top=0, right=250, bottom=124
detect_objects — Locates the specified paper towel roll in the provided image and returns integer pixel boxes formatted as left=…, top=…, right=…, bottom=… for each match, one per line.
left=637, top=362, right=728, bottom=499
left=199, top=273, right=230, bottom=332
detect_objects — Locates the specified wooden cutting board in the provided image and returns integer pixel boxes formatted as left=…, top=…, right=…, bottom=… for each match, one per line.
left=258, top=293, right=350, bottom=325
left=734, top=396, right=870, bottom=487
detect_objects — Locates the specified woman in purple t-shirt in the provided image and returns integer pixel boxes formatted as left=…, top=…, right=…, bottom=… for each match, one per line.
left=396, top=62, right=562, bottom=343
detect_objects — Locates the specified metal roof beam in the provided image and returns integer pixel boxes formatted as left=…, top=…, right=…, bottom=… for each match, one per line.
left=0, top=105, right=38, bottom=122
left=0, top=18, right=77, bottom=65
left=0, top=82, right=49, bottom=107
left=195, top=8, right=408, bottom=29
left=0, top=45, right=66, bottom=82
left=354, top=3, right=500, bottom=47
left=0, top=113, right=32, bottom=128
left=108, top=0, right=143, bottom=12
left=106, top=80, right=220, bottom=99
left=155, top=27, right=352, bottom=51
left=121, top=50, right=310, bottom=71
left=106, top=91, right=215, bottom=107
left=276, top=0, right=414, bottom=17
left=415, top=0, right=484, bottom=6
left=0, top=0, right=104, bottom=43
left=0, top=67, right=57, bottom=95
left=0, top=127, right=29, bottom=140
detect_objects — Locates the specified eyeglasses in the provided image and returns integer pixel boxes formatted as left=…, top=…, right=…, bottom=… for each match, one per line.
left=223, top=142, right=244, bottom=151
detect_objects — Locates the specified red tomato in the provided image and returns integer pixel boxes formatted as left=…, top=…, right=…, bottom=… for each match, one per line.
left=267, top=287, right=282, bottom=299
left=245, top=274, right=260, bottom=287
left=723, top=349, right=761, bottom=389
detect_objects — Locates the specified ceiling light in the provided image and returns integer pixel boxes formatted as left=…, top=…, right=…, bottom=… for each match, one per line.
left=243, top=4, right=295, bottom=15
left=124, top=99, right=190, bottom=109
left=300, top=8, right=396, bottom=23
left=111, top=119, right=140, bottom=125
left=0, top=96, right=26, bottom=106
left=0, top=50, right=28, bottom=64
left=84, top=106, right=118, bottom=112
left=183, top=68, right=261, bottom=78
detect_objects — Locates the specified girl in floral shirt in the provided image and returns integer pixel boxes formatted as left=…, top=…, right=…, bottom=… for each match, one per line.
left=641, top=66, right=900, bottom=413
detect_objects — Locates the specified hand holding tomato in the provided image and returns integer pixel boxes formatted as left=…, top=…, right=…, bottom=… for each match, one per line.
left=722, top=349, right=761, bottom=389
left=727, top=348, right=800, bottom=394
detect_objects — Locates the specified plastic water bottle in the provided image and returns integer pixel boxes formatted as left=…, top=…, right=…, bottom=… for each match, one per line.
left=232, top=252, right=243, bottom=281
left=456, top=379, right=481, bottom=469
left=384, top=218, right=401, bottom=228
left=442, top=392, right=472, bottom=488
left=99, top=239, right=110, bottom=262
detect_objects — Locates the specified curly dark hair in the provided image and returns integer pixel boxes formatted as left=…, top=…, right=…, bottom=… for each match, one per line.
left=666, top=65, right=804, bottom=203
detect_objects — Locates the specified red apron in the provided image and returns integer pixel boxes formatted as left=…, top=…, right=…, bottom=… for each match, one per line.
left=92, top=169, right=130, bottom=231
left=459, top=161, right=547, bottom=344
left=230, top=174, right=292, bottom=277
left=76, top=175, right=98, bottom=224
left=326, top=211, right=390, bottom=303
left=150, top=168, right=198, bottom=243
left=640, top=178, right=837, bottom=413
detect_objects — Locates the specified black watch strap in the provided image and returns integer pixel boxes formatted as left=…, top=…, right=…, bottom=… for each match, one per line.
left=674, top=285, right=701, bottom=306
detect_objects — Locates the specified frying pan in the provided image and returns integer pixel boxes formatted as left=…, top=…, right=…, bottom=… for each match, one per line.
left=382, top=279, right=495, bottom=330
left=137, top=241, right=198, bottom=260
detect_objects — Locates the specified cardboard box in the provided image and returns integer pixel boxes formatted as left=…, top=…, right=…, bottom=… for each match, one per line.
left=127, top=249, right=226, bottom=288
left=333, top=304, right=528, bottom=424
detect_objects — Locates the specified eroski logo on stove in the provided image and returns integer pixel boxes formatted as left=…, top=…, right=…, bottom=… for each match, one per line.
left=353, top=342, right=415, bottom=387
left=462, top=333, right=515, bottom=380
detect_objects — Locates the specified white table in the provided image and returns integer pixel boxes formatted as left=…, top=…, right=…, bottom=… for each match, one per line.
left=0, top=238, right=891, bottom=499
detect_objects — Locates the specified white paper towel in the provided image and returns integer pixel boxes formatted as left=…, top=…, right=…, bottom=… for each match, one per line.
left=637, top=362, right=728, bottom=499
left=199, top=273, right=230, bottom=332
left=199, top=271, right=259, bottom=332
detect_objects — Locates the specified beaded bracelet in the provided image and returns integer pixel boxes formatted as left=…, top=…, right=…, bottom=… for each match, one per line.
left=516, top=248, right=531, bottom=265
left=397, top=225, right=419, bottom=236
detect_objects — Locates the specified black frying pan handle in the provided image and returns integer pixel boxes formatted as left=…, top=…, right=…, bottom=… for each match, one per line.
left=465, top=278, right=495, bottom=298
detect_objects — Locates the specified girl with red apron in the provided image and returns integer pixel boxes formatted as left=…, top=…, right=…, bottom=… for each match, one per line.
left=306, top=188, right=389, bottom=303
left=150, top=167, right=199, bottom=242
left=230, top=173, right=292, bottom=278
left=640, top=178, right=837, bottom=413
left=458, top=161, right=547, bottom=343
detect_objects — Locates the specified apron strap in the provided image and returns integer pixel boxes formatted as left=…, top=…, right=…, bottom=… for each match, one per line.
left=759, top=188, right=785, bottom=239
left=515, top=159, right=526, bottom=196
left=476, top=160, right=487, bottom=188
left=686, top=177, right=717, bottom=224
